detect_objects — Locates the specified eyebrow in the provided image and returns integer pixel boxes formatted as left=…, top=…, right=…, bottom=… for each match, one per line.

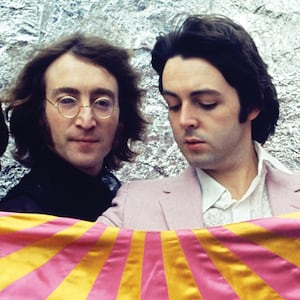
left=162, top=88, right=222, bottom=98
left=51, top=87, right=117, bottom=100
left=51, top=87, right=79, bottom=97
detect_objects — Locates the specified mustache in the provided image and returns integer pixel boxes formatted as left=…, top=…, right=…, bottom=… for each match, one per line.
left=183, top=132, right=206, bottom=142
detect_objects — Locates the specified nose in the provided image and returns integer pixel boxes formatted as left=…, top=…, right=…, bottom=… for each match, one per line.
left=75, top=105, right=97, bottom=129
left=179, top=103, right=199, bottom=129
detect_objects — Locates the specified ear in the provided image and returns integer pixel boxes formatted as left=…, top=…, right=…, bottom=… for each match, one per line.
left=248, top=108, right=260, bottom=121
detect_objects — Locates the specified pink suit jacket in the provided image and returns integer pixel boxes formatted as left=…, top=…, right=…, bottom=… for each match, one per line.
left=99, top=165, right=300, bottom=230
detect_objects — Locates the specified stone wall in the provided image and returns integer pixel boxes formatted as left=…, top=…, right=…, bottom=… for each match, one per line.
left=0, top=0, right=299, bottom=196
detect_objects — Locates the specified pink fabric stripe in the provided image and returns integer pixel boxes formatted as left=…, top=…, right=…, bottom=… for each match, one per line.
left=141, top=232, right=169, bottom=300
left=87, top=228, right=133, bottom=299
left=0, top=218, right=79, bottom=257
left=0, top=212, right=15, bottom=217
left=177, top=229, right=240, bottom=300
left=250, top=216, right=300, bottom=239
left=0, top=223, right=105, bottom=299
left=209, top=226, right=300, bottom=299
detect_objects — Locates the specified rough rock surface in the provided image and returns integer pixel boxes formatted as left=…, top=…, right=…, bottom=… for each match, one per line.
left=0, top=0, right=299, bottom=198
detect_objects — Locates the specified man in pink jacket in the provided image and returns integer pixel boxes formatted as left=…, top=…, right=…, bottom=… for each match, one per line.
left=99, top=14, right=300, bottom=230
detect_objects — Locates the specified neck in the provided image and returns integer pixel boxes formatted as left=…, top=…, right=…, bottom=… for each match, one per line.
left=204, top=144, right=258, bottom=200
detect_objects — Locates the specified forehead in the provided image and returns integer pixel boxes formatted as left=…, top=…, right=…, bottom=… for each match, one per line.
left=44, top=53, right=118, bottom=97
left=162, top=56, right=230, bottom=90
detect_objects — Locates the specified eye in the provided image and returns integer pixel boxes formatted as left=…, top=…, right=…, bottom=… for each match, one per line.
left=193, top=95, right=218, bottom=110
left=93, top=97, right=114, bottom=110
left=164, top=97, right=181, bottom=112
left=168, top=104, right=181, bottom=112
left=199, top=102, right=217, bottom=110
left=58, top=96, right=78, bottom=106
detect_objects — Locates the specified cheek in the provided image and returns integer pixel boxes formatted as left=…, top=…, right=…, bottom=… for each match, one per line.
left=212, top=106, right=240, bottom=124
left=169, top=118, right=181, bottom=138
left=105, top=118, right=119, bottom=138
left=168, top=112, right=179, bottom=125
left=212, top=113, right=243, bottom=138
left=45, top=106, right=58, bottom=127
left=168, top=114, right=175, bottom=126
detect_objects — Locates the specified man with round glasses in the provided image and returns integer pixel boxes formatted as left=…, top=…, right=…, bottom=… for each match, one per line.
left=0, top=33, right=146, bottom=221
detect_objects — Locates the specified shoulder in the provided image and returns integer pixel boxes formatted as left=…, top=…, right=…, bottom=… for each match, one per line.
left=99, top=166, right=200, bottom=229
left=266, top=164, right=300, bottom=180
left=114, top=165, right=197, bottom=203
left=0, top=170, right=51, bottom=213
left=266, top=165, right=300, bottom=189
left=121, top=166, right=195, bottom=191
left=99, top=166, right=199, bottom=229
left=0, top=193, right=42, bottom=213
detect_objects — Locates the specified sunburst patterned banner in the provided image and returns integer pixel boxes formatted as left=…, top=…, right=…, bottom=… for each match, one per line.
left=0, top=211, right=300, bottom=299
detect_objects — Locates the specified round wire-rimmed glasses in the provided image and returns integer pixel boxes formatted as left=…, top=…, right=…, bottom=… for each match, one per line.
left=46, top=96, right=118, bottom=119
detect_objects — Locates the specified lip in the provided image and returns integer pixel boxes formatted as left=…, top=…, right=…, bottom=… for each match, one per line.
left=71, top=138, right=99, bottom=143
left=184, top=137, right=207, bottom=151
left=184, top=137, right=205, bottom=144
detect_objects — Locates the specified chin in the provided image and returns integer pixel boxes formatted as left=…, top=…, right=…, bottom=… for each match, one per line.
left=72, top=160, right=101, bottom=175
left=186, top=156, right=215, bottom=170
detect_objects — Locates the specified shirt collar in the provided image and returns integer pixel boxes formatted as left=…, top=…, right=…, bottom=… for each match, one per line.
left=254, top=141, right=291, bottom=174
left=196, top=168, right=226, bottom=212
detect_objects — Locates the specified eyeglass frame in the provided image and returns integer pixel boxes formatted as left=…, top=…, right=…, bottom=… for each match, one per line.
left=46, top=96, right=119, bottom=119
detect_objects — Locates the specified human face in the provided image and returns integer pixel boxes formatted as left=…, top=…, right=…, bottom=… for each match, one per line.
left=44, top=53, right=119, bottom=176
left=162, top=56, right=259, bottom=173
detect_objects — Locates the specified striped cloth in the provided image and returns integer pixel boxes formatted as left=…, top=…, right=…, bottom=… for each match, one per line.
left=0, top=211, right=299, bottom=299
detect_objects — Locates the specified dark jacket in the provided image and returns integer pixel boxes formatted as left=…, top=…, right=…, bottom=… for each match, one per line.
left=0, top=149, right=120, bottom=221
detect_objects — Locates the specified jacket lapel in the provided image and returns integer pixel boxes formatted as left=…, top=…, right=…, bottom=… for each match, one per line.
left=266, top=166, right=300, bottom=215
left=159, top=166, right=204, bottom=229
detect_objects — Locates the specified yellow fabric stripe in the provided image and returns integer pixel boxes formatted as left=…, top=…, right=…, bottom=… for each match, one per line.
left=278, top=212, right=300, bottom=219
left=116, top=230, right=146, bottom=300
left=0, top=213, right=57, bottom=234
left=161, top=231, right=202, bottom=300
left=194, top=229, right=282, bottom=300
left=48, top=226, right=120, bottom=300
left=224, top=222, right=300, bottom=267
left=0, top=220, right=93, bottom=290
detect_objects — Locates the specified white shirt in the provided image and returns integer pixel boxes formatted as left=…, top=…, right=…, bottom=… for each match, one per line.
left=196, top=142, right=291, bottom=228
